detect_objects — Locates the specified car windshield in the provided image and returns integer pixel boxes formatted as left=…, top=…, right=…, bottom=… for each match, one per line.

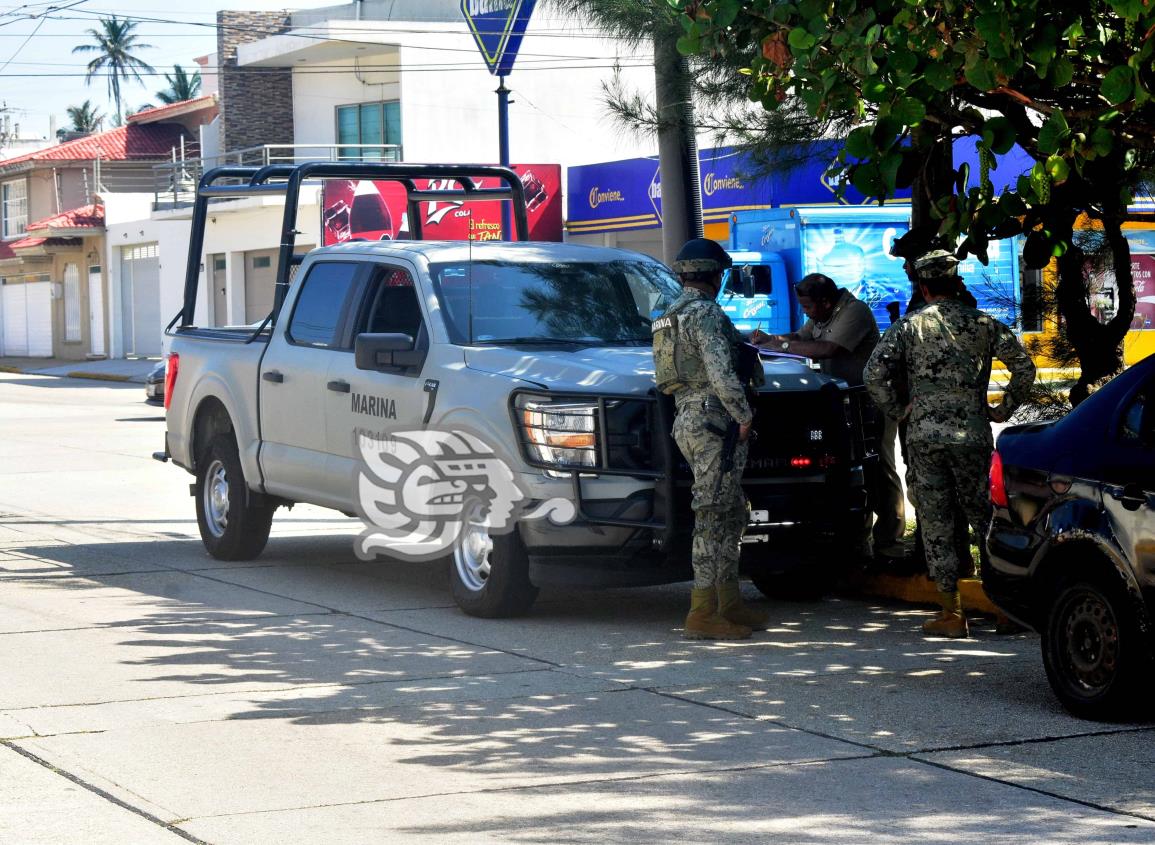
left=429, top=259, right=681, bottom=345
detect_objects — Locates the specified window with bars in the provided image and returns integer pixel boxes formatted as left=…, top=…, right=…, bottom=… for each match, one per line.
left=2, top=179, right=27, bottom=239
left=336, top=101, right=401, bottom=160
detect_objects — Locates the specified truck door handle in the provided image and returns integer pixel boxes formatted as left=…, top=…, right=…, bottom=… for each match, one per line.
left=327, top=379, right=350, bottom=393
left=262, top=370, right=284, bottom=384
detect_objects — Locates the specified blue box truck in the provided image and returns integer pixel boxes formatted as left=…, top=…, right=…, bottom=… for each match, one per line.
left=719, top=206, right=1022, bottom=334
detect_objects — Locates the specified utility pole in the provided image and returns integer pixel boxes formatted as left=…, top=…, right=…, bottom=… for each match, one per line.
left=654, top=29, right=703, bottom=265
left=0, top=102, right=10, bottom=155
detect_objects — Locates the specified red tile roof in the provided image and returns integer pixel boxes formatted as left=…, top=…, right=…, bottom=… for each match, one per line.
left=0, top=124, right=190, bottom=169
left=27, top=203, right=104, bottom=232
left=0, top=240, right=16, bottom=260
left=127, top=95, right=217, bottom=124
left=8, top=236, right=48, bottom=250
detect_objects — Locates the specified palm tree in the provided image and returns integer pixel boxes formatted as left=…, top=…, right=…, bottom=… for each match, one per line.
left=156, top=65, right=201, bottom=105
left=64, top=100, right=103, bottom=134
left=72, top=16, right=156, bottom=126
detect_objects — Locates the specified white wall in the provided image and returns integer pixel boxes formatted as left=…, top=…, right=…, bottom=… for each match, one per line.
left=276, top=14, right=656, bottom=167
left=121, top=191, right=322, bottom=352
left=104, top=214, right=198, bottom=358
left=291, top=54, right=400, bottom=150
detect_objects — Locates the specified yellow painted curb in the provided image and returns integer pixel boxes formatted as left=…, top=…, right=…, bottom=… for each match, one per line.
left=64, top=371, right=132, bottom=382
left=0, top=366, right=22, bottom=374
left=860, top=573, right=1001, bottom=615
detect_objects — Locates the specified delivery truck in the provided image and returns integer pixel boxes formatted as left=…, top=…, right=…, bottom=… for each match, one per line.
left=719, top=205, right=1023, bottom=335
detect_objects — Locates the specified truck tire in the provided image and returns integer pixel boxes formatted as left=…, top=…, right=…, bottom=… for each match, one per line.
left=195, top=434, right=275, bottom=561
left=448, top=500, right=538, bottom=618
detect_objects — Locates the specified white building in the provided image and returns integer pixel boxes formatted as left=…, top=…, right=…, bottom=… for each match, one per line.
left=126, top=0, right=658, bottom=346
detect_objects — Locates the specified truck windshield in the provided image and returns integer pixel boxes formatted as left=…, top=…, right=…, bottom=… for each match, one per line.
left=429, top=260, right=681, bottom=345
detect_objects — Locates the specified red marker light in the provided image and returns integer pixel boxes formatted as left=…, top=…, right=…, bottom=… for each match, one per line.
left=163, top=353, right=179, bottom=410
left=790, top=456, right=812, bottom=468
left=989, top=450, right=1008, bottom=508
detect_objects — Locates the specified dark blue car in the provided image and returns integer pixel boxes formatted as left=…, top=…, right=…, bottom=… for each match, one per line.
left=986, top=353, right=1155, bottom=719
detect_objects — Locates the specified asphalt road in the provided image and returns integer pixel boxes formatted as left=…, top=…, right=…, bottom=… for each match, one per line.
left=0, top=373, right=1152, bottom=844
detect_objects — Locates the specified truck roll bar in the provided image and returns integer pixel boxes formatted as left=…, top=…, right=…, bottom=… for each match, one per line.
left=179, top=162, right=530, bottom=329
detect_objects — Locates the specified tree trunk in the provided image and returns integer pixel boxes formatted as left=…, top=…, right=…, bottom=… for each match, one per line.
left=910, top=123, right=953, bottom=231
left=654, top=28, right=703, bottom=264
left=1052, top=203, right=1135, bottom=406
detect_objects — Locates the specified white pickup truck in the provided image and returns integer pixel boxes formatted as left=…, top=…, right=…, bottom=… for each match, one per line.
left=159, top=163, right=874, bottom=617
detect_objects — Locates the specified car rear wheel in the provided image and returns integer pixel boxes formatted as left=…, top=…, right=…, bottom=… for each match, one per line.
left=1041, top=575, right=1149, bottom=720
left=448, top=500, right=537, bottom=618
left=195, top=434, right=276, bottom=560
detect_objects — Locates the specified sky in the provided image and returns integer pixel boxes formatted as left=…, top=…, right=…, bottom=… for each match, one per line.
left=0, top=0, right=335, bottom=138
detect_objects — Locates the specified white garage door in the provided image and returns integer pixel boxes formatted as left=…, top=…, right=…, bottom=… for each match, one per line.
left=120, top=244, right=162, bottom=356
left=1, top=281, right=52, bottom=357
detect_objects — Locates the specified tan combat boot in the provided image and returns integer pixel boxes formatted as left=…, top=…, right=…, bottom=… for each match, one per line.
left=922, top=590, right=969, bottom=638
left=717, top=580, right=770, bottom=629
left=684, top=587, right=752, bottom=640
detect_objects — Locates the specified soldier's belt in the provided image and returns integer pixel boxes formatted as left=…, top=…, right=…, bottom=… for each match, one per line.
left=701, top=395, right=728, bottom=415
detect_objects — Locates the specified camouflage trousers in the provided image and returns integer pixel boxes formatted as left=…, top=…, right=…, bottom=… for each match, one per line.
left=905, top=442, right=992, bottom=593
left=673, top=404, right=750, bottom=589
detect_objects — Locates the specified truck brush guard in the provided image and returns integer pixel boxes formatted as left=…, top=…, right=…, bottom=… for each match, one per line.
left=510, top=383, right=879, bottom=549
left=510, top=388, right=678, bottom=540
left=178, top=162, right=530, bottom=331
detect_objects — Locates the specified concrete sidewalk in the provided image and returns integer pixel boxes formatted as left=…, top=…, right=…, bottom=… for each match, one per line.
left=0, top=356, right=159, bottom=384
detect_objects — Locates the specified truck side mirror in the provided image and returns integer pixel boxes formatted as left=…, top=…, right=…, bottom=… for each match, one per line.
left=355, top=332, right=425, bottom=372
left=740, top=266, right=755, bottom=298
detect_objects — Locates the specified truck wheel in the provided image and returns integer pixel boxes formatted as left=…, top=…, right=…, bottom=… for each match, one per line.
left=448, top=500, right=538, bottom=618
left=1041, top=575, right=1149, bottom=720
left=195, top=434, right=275, bottom=561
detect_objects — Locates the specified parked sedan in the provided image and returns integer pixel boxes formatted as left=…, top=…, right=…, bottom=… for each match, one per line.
left=144, top=360, right=166, bottom=405
left=986, top=353, right=1154, bottom=719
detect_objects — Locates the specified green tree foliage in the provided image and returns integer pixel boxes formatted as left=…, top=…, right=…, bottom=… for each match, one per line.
left=72, top=16, right=156, bottom=126
left=64, top=100, right=103, bottom=134
left=559, top=0, right=840, bottom=172
left=156, top=65, right=202, bottom=105
left=681, top=0, right=1155, bottom=402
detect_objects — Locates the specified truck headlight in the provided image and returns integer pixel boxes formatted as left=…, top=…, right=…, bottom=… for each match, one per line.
left=520, top=400, right=598, bottom=468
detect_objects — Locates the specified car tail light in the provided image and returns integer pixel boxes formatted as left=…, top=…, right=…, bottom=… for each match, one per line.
left=163, top=353, right=179, bottom=410
left=989, top=449, right=1008, bottom=508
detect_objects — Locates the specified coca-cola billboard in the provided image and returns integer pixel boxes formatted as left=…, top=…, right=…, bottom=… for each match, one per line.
left=321, top=164, right=562, bottom=246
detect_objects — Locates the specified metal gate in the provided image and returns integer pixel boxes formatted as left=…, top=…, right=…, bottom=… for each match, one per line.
left=1, top=280, right=52, bottom=357
left=120, top=244, right=161, bottom=356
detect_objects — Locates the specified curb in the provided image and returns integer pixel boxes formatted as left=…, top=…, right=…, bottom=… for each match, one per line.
left=859, top=573, right=1001, bottom=615
left=0, top=365, right=145, bottom=383
left=63, top=371, right=133, bottom=383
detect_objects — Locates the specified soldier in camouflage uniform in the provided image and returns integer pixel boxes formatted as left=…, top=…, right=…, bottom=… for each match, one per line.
left=653, top=238, right=768, bottom=640
left=864, top=249, right=1035, bottom=638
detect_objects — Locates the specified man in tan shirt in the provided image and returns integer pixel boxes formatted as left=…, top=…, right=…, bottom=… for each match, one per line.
left=755, top=273, right=905, bottom=558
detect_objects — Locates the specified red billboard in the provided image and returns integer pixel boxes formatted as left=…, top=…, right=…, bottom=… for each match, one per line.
left=320, top=164, right=562, bottom=246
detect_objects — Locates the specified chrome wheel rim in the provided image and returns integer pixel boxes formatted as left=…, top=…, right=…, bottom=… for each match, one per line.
left=454, top=500, right=493, bottom=592
left=204, top=459, right=230, bottom=538
left=1062, top=590, right=1119, bottom=694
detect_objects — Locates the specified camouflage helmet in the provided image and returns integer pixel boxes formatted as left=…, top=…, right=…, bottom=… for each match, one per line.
left=671, top=237, right=732, bottom=275
left=914, top=249, right=961, bottom=280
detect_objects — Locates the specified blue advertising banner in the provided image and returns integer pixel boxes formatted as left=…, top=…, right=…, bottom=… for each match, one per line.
left=461, top=0, right=536, bottom=76
left=566, top=142, right=1035, bottom=235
